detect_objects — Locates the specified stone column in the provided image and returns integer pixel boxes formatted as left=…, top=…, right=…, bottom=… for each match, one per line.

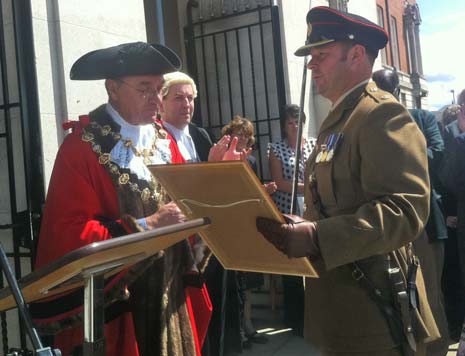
left=404, top=3, right=424, bottom=108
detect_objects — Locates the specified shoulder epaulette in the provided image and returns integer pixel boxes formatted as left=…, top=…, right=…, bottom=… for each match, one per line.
left=365, top=83, right=394, bottom=103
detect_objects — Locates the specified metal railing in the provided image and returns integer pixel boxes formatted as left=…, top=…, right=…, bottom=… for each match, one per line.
left=185, top=0, right=286, bottom=181
left=0, top=0, right=44, bottom=352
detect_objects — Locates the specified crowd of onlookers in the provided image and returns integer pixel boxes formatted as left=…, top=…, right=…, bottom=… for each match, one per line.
left=360, top=69, right=465, bottom=354
left=436, top=97, right=465, bottom=343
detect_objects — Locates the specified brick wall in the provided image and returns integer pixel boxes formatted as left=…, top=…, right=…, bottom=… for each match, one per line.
left=376, top=0, right=416, bottom=73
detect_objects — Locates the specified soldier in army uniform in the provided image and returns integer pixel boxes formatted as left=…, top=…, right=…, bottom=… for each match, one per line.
left=256, top=6, right=438, bottom=356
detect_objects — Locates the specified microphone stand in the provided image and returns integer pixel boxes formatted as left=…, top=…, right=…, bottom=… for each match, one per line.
left=290, top=53, right=309, bottom=215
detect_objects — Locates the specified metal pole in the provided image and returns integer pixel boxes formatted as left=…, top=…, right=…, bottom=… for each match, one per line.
left=290, top=56, right=308, bottom=215
left=457, top=323, right=465, bottom=356
left=218, top=269, right=228, bottom=356
left=83, top=274, right=105, bottom=356
left=0, top=243, right=41, bottom=350
left=155, top=0, right=165, bottom=45
left=0, top=242, right=59, bottom=355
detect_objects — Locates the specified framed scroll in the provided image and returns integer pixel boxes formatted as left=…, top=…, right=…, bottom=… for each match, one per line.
left=149, top=161, right=318, bottom=277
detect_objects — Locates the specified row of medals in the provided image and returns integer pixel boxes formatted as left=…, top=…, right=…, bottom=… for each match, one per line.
left=315, top=133, right=343, bottom=164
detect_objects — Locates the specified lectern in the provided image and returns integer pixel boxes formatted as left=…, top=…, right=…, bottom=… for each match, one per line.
left=0, top=218, right=210, bottom=356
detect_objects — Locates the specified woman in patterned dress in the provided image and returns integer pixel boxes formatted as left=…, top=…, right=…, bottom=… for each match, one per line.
left=269, top=105, right=316, bottom=216
left=268, top=104, right=316, bottom=336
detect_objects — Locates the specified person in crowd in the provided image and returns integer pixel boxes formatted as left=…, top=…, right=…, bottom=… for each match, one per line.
left=222, top=115, right=276, bottom=195
left=268, top=104, right=315, bottom=336
left=159, top=71, right=252, bottom=356
left=373, top=68, right=450, bottom=355
left=440, top=104, right=460, bottom=137
left=440, top=89, right=465, bottom=342
left=222, top=116, right=256, bottom=155
left=159, top=70, right=216, bottom=278
left=372, top=67, right=400, bottom=99
left=439, top=104, right=461, bottom=340
left=221, top=116, right=276, bottom=350
left=161, top=71, right=219, bottom=164
left=33, top=42, right=241, bottom=356
left=256, top=7, right=438, bottom=355
left=159, top=70, right=215, bottom=356
left=441, top=94, right=465, bottom=151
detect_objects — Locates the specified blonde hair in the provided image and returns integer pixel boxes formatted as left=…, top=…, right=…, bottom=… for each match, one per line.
left=221, top=115, right=255, bottom=148
left=162, top=71, right=198, bottom=98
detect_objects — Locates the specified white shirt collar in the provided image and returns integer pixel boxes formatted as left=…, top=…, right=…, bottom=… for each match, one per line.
left=162, top=120, right=198, bottom=161
left=329, top=79, right=370, bottom=112
left=106, top=103, right=155, bottom=143
left=105, top=103, right=171, bottom=181
left=162, top=121, right=191, bottom=141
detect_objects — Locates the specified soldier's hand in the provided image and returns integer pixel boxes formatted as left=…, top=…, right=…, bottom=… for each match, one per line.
left=256, top=214, right=320, bottom=259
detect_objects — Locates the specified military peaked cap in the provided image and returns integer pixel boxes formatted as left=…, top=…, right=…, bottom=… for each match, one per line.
left=70, top=42, right=181, bottom=80
left=295, top=6, right=388, bottom=57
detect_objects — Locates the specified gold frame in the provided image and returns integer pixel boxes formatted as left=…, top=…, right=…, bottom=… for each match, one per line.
left=149, top=161, right=318, bottom=277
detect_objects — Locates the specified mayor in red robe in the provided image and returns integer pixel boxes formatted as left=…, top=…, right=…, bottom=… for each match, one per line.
left=33, top=42, right=209, bottom=356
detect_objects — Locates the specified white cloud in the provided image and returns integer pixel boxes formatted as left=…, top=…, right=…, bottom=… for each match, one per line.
left=420, top=12, right=465, bottom=110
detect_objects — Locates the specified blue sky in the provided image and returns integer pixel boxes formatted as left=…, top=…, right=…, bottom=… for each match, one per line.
left=416, top=0, right=464, bottom=110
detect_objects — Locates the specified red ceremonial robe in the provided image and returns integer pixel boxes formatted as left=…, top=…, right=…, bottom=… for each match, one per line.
left=35, top=116, right=140, bottom=356
left=34, top=106, right=202, bottom=356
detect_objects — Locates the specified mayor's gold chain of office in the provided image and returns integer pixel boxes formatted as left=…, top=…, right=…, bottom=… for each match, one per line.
left=82, top=121, right=164, bottom=203
left=122, top=138, right=157, bottom=166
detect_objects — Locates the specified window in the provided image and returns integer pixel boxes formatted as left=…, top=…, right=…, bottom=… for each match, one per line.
left=376, top=5, right=387, bottom=65
left=390, top=16, right=401, bottom=69
left=401, top=92, right=407, bottom=107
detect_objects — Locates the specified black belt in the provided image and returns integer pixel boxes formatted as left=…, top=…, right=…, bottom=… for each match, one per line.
left=350, top=261, right=416, bottom=356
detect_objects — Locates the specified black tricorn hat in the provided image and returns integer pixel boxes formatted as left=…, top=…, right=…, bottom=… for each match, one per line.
left=295, top=6, right=388, bottom=57
left=70, top=42, right=182, bottom=80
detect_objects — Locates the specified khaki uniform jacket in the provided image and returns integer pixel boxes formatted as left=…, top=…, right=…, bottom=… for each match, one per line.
left=303, top=82, right=431, bottom=352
